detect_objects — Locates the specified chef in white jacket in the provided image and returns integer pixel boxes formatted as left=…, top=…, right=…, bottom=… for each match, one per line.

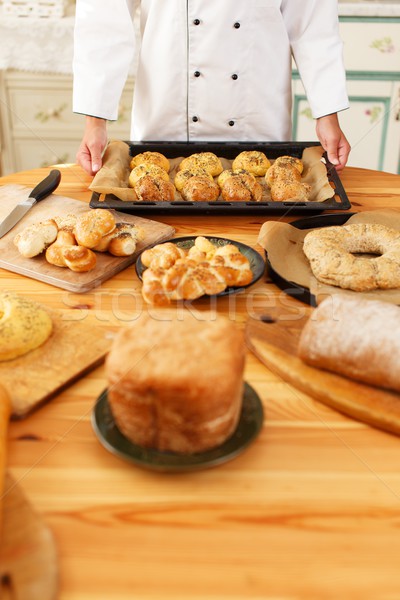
left=73, top=0, right=350, bottom=175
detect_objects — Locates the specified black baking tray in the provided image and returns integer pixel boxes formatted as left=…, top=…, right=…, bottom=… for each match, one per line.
left=266, top=212, right=355, bottom=305
left=89, top=141, right=351, bottom=216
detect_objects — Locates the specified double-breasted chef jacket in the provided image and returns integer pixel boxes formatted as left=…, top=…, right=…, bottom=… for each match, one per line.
left=73, top=0, right=349, bottom=142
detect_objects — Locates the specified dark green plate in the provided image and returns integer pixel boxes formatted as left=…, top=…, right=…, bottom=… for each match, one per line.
left=135, top=236, right=265, bottom=297
left=92, top=383, right=264, bottom=472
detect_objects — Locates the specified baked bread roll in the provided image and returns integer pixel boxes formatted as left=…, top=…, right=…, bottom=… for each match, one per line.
left=270, top=180, right=311, bottom=202
left=303, top=223, right=400, bottom=292
left=265, top=155, right=310, bottom=202
left=140, top=239, right=253, bottom=304
left=53, top=213, right=78, bottom=232
left=106, top=312, right=245, bottom=453
left=298, top=295, right=400, bottom=393
left=141, top=241, right=187, bottom=269
left=128, top=163, right=170, bottom=188
left=181, top=176, right=220, bottom=202
left=134, top=174, right=176, bottom=202
left=74, top=209, right=116, bottom=248
left=178, top=152, right=223, bottom=177
left=219, top=170, right=263, bottom=202
left=174, top=167, right=213, bottom=192
left=232, top=151, right=271, bottom=176
left=93, top=222, right=145, bottom=256
left=45, top=230, right=77, bottom=267
left=129, top=151, right=170, bottom=173
left=14, top=219, right=58, bottom=258
left=0, top=291, right=52, bottom=361
left=61, top=246, right=96, bottom=272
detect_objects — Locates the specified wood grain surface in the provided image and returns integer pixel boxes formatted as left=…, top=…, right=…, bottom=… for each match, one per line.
left=0, top=184, right=175, bottom=292
left=1, top=163, right=400, bottom=600
left=0, top=308, right=114, bottom=419
left=245, top=308, right=400, bottom=436
left=0, top=474, right=57, bottom=600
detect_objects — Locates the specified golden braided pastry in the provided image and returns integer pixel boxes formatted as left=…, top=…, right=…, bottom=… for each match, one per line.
left=303, top=223, right=400, bottom=292
left=140, top=237, right=253, bottom=304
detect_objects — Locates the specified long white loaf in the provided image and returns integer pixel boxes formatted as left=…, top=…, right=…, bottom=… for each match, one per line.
left=298, top=294, right=400, bottom=392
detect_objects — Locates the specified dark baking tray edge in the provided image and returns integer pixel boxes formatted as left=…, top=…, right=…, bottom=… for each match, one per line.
left=89, top=141, right=351, bottom=215
left=266, top=212, right=355, bottom=305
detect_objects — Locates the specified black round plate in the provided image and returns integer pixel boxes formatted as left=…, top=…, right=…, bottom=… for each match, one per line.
left=91, top=383, right=264, bottom=472
left=135, top=236, right=265, bottom=297
left=266, top=212, right=355, bottom=305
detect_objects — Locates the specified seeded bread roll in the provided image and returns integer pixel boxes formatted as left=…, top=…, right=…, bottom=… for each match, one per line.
left=298, top=295, right=400, bottom=393
left=0, top=292, right=52, bottom=361
left=106, top=312, right=245, bottom=454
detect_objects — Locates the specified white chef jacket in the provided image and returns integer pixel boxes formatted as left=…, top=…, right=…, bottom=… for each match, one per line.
left=73, top=0, right=349, bottom=142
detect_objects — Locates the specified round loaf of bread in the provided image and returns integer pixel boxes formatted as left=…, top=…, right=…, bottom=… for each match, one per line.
left=0, top=291, right=52, bottom=361
left=106, top=312, right=245, bottom=454
left=303, top=223, right=400, bottom=291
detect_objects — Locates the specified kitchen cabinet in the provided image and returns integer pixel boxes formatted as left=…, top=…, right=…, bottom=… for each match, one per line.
left=293, top=17, right=400, bottom=173
left=0, top=70, right=134, bottom=175
left=0, top=8, right=399, bottom=175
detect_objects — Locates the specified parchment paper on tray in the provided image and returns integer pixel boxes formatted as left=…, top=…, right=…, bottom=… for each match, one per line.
left=89, top=140, right=335, bottom=203
left=258, top=209, right=400, bottom=305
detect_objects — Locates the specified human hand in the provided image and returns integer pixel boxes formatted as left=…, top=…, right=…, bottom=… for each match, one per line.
left=315, top=113, right=351, bottom=172
left=76, top=116, right=108, bottom=175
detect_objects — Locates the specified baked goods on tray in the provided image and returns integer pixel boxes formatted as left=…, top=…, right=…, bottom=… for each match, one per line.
left=0, top=291, right=52, bottom=361
left=106, top=311, right=245, bottom=454
left=298, top=294, right=400, bottom=393
left=303, top=223, right=400, bottom=292
left=122, top=147, right=323, bottom=203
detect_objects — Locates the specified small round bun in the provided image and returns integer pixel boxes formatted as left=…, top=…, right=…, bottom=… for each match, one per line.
left=74, top=209, right=116, bottom=248
left=178, top=152, right=223, bottom=177
left=129, top=163, right=170, bottom=188
left=181, top=176, right=220, bottom=202
left=61, top=246, right=97, bottom=272
left=174, top=167, right=213, bottom=192
left=129, top=151, right=170, bottom=173
left=134, top=175, right=176, bottom=202
left=232, top=151, right=271, bottom=176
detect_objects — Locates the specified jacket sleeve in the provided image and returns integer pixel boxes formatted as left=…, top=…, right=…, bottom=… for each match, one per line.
left=73, top=0, right=138, bottom=120
left=281, top=0, right=349, bottom=118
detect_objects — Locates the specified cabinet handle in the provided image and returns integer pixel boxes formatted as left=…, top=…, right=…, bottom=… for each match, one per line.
left=35, top=103, right=68, bottom=123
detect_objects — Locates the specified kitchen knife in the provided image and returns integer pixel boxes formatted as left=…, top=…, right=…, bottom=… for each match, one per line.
left=0, top=169, right=61, bottom=239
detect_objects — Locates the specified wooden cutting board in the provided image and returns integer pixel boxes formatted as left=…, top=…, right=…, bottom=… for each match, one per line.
left=0, top=185, right=175, bottom=293
left=245, top=308, right=400, bottom=437
left=0, top=307, right=113, bottom=419
left=0, top=473, right=58, bottom=600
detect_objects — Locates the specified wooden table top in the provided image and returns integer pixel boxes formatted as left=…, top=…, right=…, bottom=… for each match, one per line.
left=2, top=164, right=400, bottom=599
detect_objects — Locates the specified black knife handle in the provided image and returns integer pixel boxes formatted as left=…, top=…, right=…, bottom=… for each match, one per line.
left=29, top=169, right=62, bottom=203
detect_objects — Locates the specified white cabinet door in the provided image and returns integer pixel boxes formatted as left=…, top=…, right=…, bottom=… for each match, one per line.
left=292, top=78, right=400, bottom=173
